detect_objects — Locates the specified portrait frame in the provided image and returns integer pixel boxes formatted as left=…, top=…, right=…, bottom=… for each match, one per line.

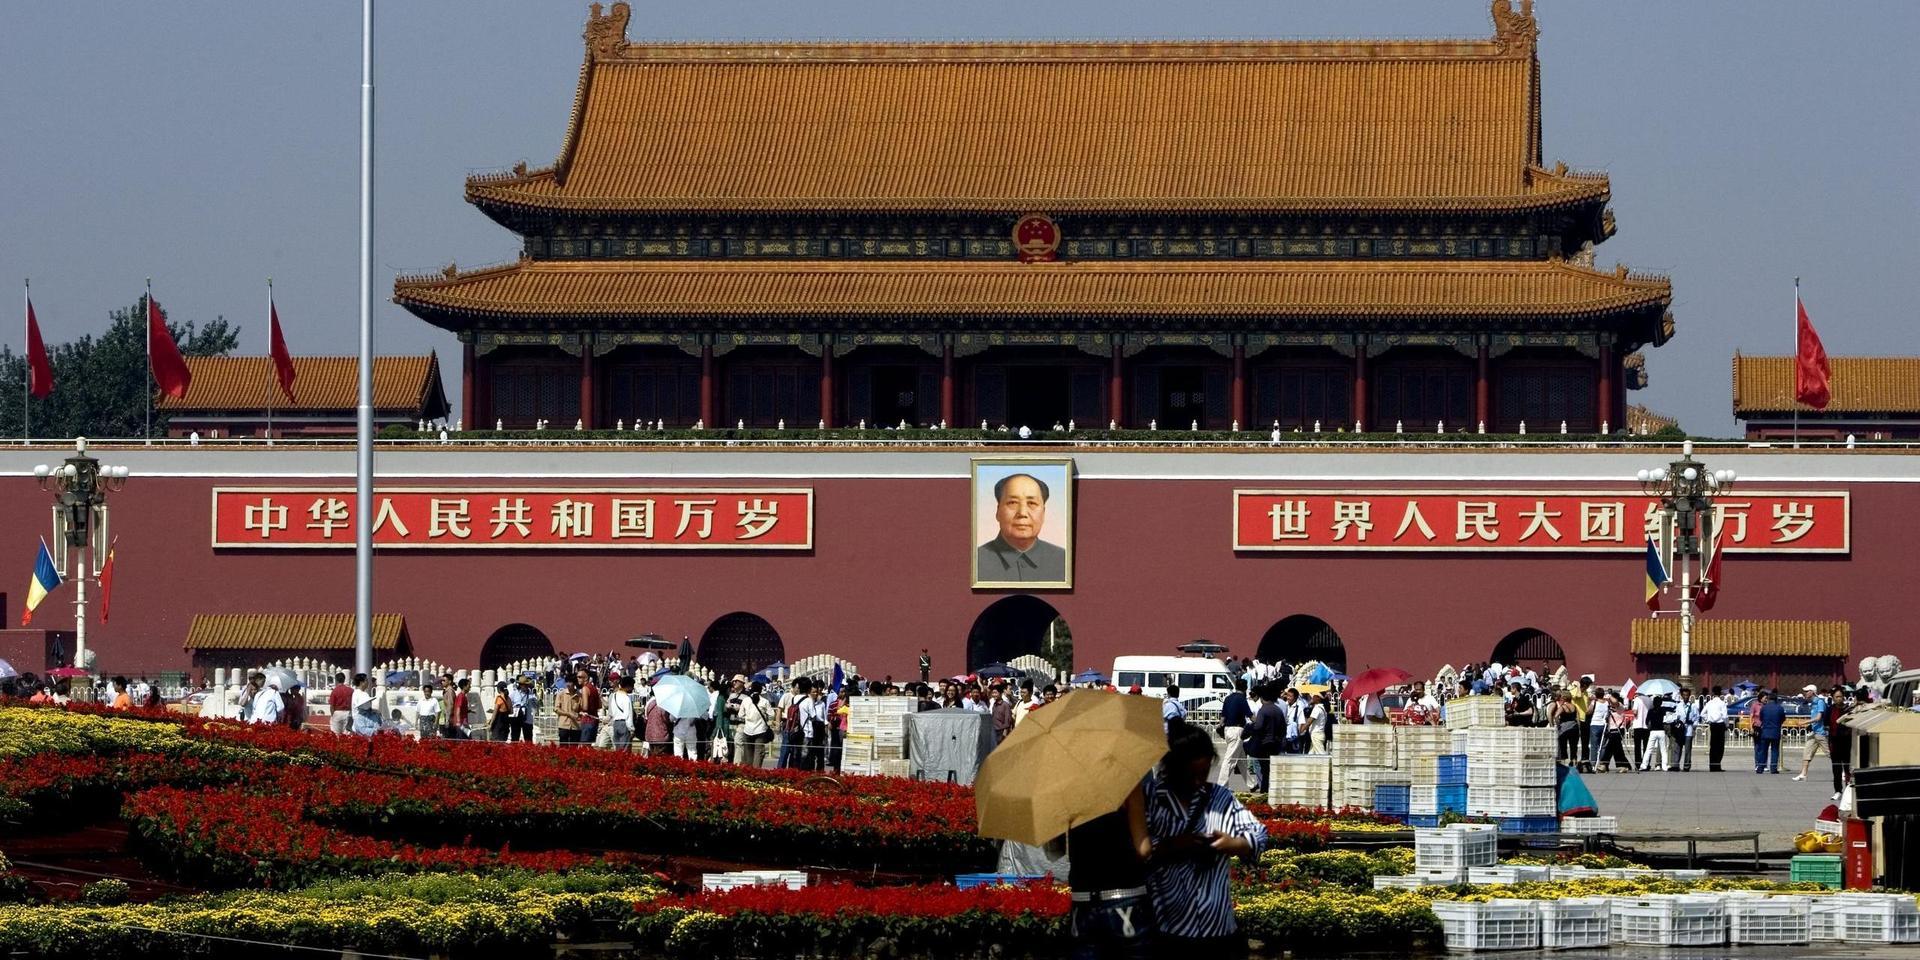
left=970, top=457, right=1075, bottom=590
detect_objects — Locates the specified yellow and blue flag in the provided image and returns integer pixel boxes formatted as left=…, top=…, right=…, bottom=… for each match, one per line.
left=1643, top=537, right=1669, bottom=611
left=21, top=539, right=62, bottom=626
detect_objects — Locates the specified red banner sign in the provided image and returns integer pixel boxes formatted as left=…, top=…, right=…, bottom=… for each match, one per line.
left=1233, top=490, right=1848, bottom=553
left=212, top=487, right=813, bottom=550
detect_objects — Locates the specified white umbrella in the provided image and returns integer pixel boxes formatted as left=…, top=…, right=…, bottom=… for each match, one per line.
left=651, top=674, right=711, bottom=720
left=0, top=659, right=17, bottom=680
left=263, top=667, right=301, bottom=690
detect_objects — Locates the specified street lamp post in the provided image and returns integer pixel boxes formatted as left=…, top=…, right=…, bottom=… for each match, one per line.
left=1636, top=440, right=1734, bottom=681
left=33, top=438, right=130, bottom=674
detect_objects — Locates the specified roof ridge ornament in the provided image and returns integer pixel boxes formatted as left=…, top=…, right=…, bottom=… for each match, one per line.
left=1490, top=0, right=1537, bottom=56
left=585, top=2, right=631, bottom=60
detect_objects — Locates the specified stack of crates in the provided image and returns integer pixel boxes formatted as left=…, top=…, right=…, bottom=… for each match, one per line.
left=842, top=695, right=915, bottom=776
left=1409, top=754, right=1470, bottom=826
left=1413, top=823, right=1496, bottom=885
left=1343, top=767, right=1409, bottom=811
left=1444, top=695, right=1508, bottom=730
left=1332, top=723, right=1399, bottom=810
left=1810, top=893, right=1920, bottom=943
left=1267, top=755, right=1333, bottom=809
left=1398, top=725, right=1454, bottom=778
left=1464, top=728, right=1559, bottom=832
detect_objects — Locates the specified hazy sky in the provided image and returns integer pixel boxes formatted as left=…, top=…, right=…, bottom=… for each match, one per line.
left=4, top=2, right=1915, bottom=435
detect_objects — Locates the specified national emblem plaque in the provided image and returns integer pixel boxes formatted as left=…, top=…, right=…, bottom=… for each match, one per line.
left=1012, top=214, right=1060, bottom=263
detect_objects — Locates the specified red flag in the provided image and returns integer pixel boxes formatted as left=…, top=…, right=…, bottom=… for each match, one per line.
left=1795, top=292, right=1830, bottom=410
left=146, top=294, right=191, bottom=398
left=1696, top=524, right=1723, bottom=612
left=98, top=538, right=117, bottom=624
left=25, top=297, right=52, bottom=398
left=268, top=295, right=296, bottom=403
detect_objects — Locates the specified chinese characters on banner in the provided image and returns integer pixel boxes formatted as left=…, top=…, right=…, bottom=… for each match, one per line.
left=1233, top=490, right=1848, bottom=553
left=211, top=488, right=813, bottom=549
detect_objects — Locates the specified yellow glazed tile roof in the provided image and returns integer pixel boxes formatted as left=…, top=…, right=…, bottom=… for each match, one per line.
left=1630, top=619, right=1849, bottom=658
left=1732, top=355, right=1920, bottom=415
left=157, top=355, right=442, bottom=413
left=183, top=614, right=407, bottom=652
left=393, top=258, right=1671, bottom=322
left=464, top=2, right=1608, bottom=216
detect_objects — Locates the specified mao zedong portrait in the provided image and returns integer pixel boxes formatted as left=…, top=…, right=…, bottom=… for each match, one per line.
left=976, top=473, right=1066, bottom=583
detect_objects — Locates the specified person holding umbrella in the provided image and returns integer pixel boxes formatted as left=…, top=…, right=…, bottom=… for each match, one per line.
left=1147, top=720, right=1266, bottom=955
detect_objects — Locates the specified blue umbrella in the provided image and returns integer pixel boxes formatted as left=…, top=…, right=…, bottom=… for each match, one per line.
left=652, top=674, right=711, bottom=720
left=750, top=671, right=774, bottom=684
left=975, top=663, right=1019, bottom=679
left=1637, top=678, right=1682, bottom=697
left=1731, top=680, right=1760, bottom=693
left=1306, top=663, right=1333, bottom=685
left=1072, top=669, right=1108, bottom=685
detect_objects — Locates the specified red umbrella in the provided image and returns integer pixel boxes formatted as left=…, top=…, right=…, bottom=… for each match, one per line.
left=1343, top=667, right=1413, bottom=701
left=47, top=667, right=91, bottom=678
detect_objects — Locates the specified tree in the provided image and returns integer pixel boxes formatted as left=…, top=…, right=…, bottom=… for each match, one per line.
left=1044, top=616, right=1074, bottom=676
left=0, top=298, right=237, bottom=440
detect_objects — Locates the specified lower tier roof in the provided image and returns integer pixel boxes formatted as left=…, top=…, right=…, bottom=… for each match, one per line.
left=394, top=258, right=1671, bottom=332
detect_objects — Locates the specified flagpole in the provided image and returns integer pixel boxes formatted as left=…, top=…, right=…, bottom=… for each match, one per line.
left=21, top=279, right=28, bottom=446
left=144, top=278, right=153, bottom=442
left=266, top=279, right=274, bottom=442
left=353, top=0, right=377, bottom=676
left=1792, top=278, right=1800, bottom=449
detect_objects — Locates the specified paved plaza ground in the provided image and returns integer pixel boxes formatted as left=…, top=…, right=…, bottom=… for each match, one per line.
left=1585, top=750, right=1841, bottom=864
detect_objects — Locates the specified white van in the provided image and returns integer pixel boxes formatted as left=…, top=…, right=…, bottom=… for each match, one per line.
left=1111, top=655, right=1236, bottom=721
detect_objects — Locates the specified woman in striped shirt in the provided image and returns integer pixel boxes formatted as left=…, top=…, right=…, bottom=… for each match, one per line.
left=1147, top=720, right=1268, bottom=956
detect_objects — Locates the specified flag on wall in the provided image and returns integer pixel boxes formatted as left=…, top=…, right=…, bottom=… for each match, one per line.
left=268, top=285, right=296, bottom=402
left=21, top=539, right=62, bottom=626
left=25, top=292, right=52, bottom=398
left=1643, top=537, right=1669, bottom=611
left=1697, top=523, right=1724, bottom=612
left=146, top=293, right=192, bottom=398
left=1795, top=285, right=1830, bottom=410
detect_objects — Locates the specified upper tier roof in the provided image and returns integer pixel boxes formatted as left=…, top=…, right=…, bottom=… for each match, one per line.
left=395, top=258, right=1671, bottom=331
left=465, top=1, right=1611, bottom=218
left=1733, top=355, right=1920, bottom=415
left=157, top=355, right=445, bottom=414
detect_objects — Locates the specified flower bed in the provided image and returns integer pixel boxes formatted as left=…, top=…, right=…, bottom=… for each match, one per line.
left=0, top=869, right=659, bottom=959
left=630, top=882, right=1070, bottom=956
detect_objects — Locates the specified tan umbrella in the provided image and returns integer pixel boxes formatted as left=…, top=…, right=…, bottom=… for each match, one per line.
left=974, top=689, right=1168, bottom=846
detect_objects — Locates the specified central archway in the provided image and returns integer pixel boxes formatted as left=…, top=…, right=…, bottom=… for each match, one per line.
left=1255, top=615, right=1346, bottom=672
left=479, top=623, right=555, bottom=671
left=967, top=596, right=1071, bottom=674
left=698, top=612, right=785, bottom=679
left=1491, top=628, right=1566, bottom=673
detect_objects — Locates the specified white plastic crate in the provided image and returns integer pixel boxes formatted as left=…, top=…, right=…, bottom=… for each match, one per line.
left=1431, top=899, right=1541, bottom=951
left=1411, top=783, right=1438, bottom=815
left=1269, top=755, right=1332, bottom=782
left=1333, top=736, right=1398, bottom=768
left=1537, top=898, right=1612, bottom=950
left=1559, top=815, right=1618, bottom=835
left=1611, top=895, right=1728, bottom=947
left=1341, top=768, right=1408, bottom=809
left=1812, top=894, right=1920, bottom=943
left=1443, top=696, right=1509, bottom=730
left=1547, top=865, right=1613, bottom=882
left=1663, top=869, right=1709, bottom=881
left=1467, top=758, right=1558, bottom=787
left=1399, top=727, right=1454, bottom=766
left=1466, top=784, right=1556, bottom=818
left=1415, top=866, right=1466, bottom=885
left=1415, top=824, right=1498, bottom=871
left=1728, top=896, right=1812, bottom=945
left=1406, top=755, right=1441, bottom=784
left=1372, top=874, right=1431, bottom=891
left=1464, top=727, right=1559, bottom=756
left=1467, top=865, right=1551, bottom=885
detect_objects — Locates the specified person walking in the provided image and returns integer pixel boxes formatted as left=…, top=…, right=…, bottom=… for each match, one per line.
left=283, top=681, right=308, bottom=730
left=711, top=679, right=734, bottom=762
left=1307, top=693, right=1331, bottom=757
left=327, top=673, right=355, bottom=735
left=643, top=695, right=672, bottom=757
left=1569, top=677, right=1594, bottom=767
left=447, top=678, right=472, bottom=740
left=1794, top=684, right=1831, bottom=782
left=1585, top=690, right=1611, bottom=774
left=1243, top=685, right=1284, bottom=794
left=1162, top=684, right=1188, bottom=729
left=489, top=681, right=513, bottom=741
left=734, top=681, right=776, bottom=768
left=1755, top=690, right=1786, bottom=774
left=1702, top=686, right=1729, bottom=771
left=554, top=677, right=584, bottom=746
left=797, top=684, right=831, bottom=770
left=1630, top=692, right=1651, bottom=769
left=1210, top=681, right=1250, bottom=789
left=1638, top=696, right=1671, bottom=771
left=575, top=668, right=603, bottom=748
left=350, top=674, right=381, bottom=736
left=991, top=684, right=1016, bottom=745
left=417, top=685, right=442, bottom=740
left=608, top=676, right=635, bottom=751
left=1064, top=781, right=1157, bottom=960
left=1550, top=691, right=1580, bottom=766
left=249, top=678, right=284, bottom=726
left=1827, top=689, right=1853, bottom=802
left=1675, top=688, right=1699, bottom=771
left=1599, top=693, right=1634, bottom=773
left=1146, top=720, right=1267, bottom=957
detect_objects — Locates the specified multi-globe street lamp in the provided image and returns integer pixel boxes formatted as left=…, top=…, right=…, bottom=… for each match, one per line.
left=32, top=438, right=130, bottom=674
left=1636, top=440, right=1734, bottom=681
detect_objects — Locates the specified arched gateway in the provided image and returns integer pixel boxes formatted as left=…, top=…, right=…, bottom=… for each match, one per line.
left=967, top=596, right=1071, bottom=674
left=1256, top=615, right=1347, bottom=672
left=697, top=612, right=785, bottom=679
left=479, top=623, right=556, bottom=671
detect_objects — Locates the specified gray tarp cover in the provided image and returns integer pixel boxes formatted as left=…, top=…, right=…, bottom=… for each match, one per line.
left=907, top=707, right=997, bottom=786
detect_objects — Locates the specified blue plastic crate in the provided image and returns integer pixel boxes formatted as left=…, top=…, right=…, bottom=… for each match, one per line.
left=1436, top=754, right=1468, bottom=785
left=1436, top=784, right=1468, bottom=814
left=1408, top=814, right=1442, bottom=828
left=1498, top=816, right=1560, bottom=835
left=954, top=873, right=1042, bottom=890
left=1374, top=783, right=1411, bottom=815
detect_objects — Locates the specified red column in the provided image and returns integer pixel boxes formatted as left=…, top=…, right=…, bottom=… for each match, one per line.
left=1596, top=344, right=1613, bottom=433
left=699, top=345, right=715, bottom=427
left=475, top=351, right=491, bottom=428
left=578, top=350, right=595, bottom=429
left=819, top=348, right=836, bottom=428
left=1109, top=345, right=1125, bottom=428
left=1230, top=344, right=1247, bottom=429
left=460, top=341, right=475, bottom=430
left=1352, top=346, right=1369, bottom=431
left=1475, top=343, right=1491, bottom=430
left=940, top=344, right=956, bottom=426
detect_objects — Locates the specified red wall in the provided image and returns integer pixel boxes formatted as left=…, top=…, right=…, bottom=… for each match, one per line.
left=6, top=473, right=1908, bottom=683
